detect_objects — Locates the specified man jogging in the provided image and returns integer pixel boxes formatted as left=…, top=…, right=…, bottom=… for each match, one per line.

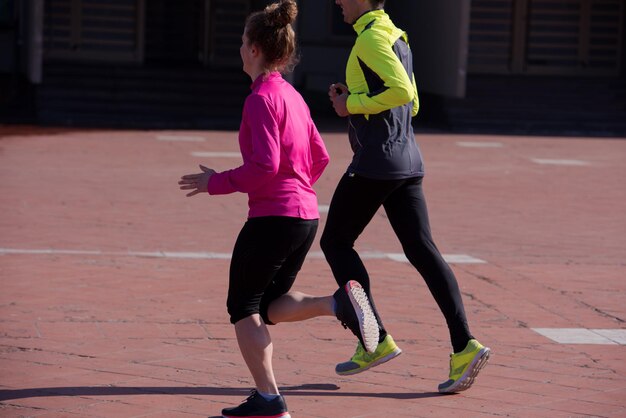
left=322, top=0, right=491, bottom=393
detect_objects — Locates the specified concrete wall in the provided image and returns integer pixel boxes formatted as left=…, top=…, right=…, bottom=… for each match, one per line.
left=295, top=0, right=471, bottom=98
left=294, top=0, right=351, bottom=91
left=389, top=0, right=471, bottom=98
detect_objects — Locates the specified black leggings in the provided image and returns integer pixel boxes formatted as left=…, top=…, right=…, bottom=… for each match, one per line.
left=320, top=174, right=472, bottom=352
left=227, top=216, right=318, bottom=325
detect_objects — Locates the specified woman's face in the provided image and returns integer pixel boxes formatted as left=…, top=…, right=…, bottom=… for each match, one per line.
left=240, top=30, right=255, bottom=77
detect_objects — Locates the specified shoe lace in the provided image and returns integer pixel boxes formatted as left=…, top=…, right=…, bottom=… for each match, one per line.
left=352, top=341, right=371, bottom=361
left=243, top=389, right=257, bottom=402
left=449, top=353, right=468, bottom=378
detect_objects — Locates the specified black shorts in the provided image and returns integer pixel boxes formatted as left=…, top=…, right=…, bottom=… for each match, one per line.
left=226, top=216, right=318, bottom=324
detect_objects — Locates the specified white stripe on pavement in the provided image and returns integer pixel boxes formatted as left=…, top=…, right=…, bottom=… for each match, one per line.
left=157, top=135, right=206, bottom=142
left=531, top=158, right=589, bottom=166
left=532, top=328, right=626, bottom=345
left=191, top=152, right=241, bottom=158
left=386, top=253, right=486, bottom=264
left=0, top=248, right=486, bottom=264
left=456, top=141, right=504, bottom=148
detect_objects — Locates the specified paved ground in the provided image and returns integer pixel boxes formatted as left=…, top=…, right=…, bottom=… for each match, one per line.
left=0, top=125, right=625, bottom=417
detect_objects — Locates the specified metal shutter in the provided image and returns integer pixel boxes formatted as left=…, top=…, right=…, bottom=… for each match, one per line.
left=208, top=0, right=250, bottom=67
left=587, top=0, right=623, bottom=73
left=526, top=0, right=623, bottom=75
left=468, top=0, right=623, bottom=75
left=468, top=0, right=515, bottom=74
left=44, top=0, right=144, bottom=63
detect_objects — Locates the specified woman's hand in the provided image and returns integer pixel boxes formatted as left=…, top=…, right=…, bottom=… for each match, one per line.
left=329, top=82, right=350, bottom=117
left=178, top=165, right=216, bottom=197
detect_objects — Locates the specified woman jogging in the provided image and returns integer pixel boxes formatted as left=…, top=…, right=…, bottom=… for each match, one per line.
left=178, top=1, right=379, bottom=416
left=323, top=0, right=491, bottom=394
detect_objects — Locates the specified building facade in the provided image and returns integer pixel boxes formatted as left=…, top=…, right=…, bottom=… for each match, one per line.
left=1, top=0, right=624, bottom=133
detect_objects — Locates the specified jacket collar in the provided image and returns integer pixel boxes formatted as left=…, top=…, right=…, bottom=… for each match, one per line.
left=352, top=9, right=387, bottom=35
left=250, top=71, right=282, bottom=90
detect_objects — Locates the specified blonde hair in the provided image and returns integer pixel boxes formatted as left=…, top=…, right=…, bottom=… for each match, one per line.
left=245, top=0, right=299, bottom=73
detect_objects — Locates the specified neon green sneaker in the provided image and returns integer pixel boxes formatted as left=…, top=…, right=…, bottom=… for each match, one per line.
left=335, top=334, right=402, bottom=376
left=438, top=339, right=491, bottom=393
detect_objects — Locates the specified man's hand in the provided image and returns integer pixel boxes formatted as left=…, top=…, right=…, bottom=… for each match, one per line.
left=329, top=83, right=350, bottom=117
left=178, top=165, right=216, bottom=197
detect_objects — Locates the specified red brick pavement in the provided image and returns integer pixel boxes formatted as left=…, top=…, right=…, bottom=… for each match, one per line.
left=0, top=126, right=625, bottom=417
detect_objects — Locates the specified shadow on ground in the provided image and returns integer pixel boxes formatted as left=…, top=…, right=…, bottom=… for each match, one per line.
left=0, top=382, right=443, bottom=402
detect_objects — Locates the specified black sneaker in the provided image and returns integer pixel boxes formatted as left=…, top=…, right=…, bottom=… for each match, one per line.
left=333, top=280, right=380, bottom=353
left=221, top=390, right=290, bottom=418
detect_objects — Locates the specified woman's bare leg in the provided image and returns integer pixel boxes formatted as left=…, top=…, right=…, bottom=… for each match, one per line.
left=234, top=314, right=279, bottom=395
left=267, top=291, right=334, bottom=323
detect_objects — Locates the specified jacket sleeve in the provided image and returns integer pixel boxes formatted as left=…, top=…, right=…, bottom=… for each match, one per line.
left=346, top=31, right=417, bottom=115
left=207, top=95, right=280, bottom=195
left=308, top=121, right=330, bottom=184
left=411, top=72, right=419, bottom=117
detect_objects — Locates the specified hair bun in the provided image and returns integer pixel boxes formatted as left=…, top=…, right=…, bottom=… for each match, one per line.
left=266, top=0, right=297, bottom=28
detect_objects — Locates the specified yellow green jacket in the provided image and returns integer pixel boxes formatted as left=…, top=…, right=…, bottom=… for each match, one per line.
left=345, top=10, right=423, bottom=179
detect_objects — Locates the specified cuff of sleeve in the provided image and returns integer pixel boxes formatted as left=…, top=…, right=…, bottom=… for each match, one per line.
left=206, top=173, right=221, bottom=195
left=346, top=94, right=361, bottom=115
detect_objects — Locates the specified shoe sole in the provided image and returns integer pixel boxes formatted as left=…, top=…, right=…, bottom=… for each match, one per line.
left=345, top=280, right=379, bottom=353
left=439, top=347, right=491, bottom=393
left=336, top=347, right=402, bottom=376
left=222, top=414, right=290, bottom=418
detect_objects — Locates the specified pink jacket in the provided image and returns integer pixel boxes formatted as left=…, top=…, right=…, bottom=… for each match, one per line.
left=207, top=72, right=329, bottom=220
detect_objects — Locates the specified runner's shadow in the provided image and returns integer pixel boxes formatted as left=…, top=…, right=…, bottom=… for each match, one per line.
left=206, top=386, right=444, bottom=418
left=0, top=383, right=443, bottom=402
